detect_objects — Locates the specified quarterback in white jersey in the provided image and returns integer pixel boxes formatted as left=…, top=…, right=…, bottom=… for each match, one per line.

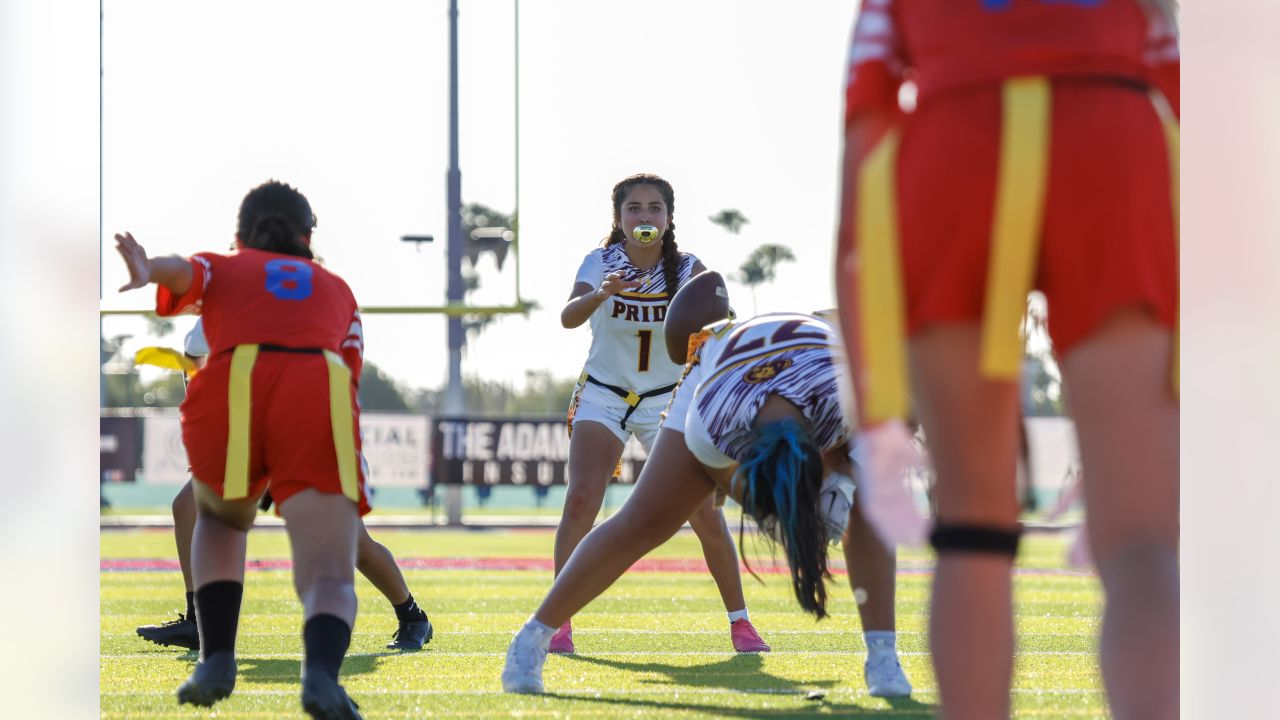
left=504, top=310, right=911, bottom=697
left=550, top=173, right=768, bottom=657
left=570, top=241, right=703, bottom=447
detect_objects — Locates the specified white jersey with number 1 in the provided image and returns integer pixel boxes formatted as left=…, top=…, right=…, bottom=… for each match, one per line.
left=574, top=243, right=702, bottom=401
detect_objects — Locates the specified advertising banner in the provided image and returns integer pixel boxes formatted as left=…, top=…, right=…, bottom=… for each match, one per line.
left=136, top=413, right=432, bottom=488
left=100, top=417, right=143, bottom=483
left=141, top=415, right=189, bottom=485
left=360, top=414, right=430, bottom=488
left=432, top=417, right=647, bottom=486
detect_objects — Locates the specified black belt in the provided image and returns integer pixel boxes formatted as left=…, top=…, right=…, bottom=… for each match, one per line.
left=260, top=343, right=324, bottom=354
left=582, top=373, right=678, bottom=432
left=217, top=343, right=325, bottom=356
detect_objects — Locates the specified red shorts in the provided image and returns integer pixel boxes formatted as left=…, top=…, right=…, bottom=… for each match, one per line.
left=894, top=78, right=1178, bottom=356
left=181, top=346, right=370, bottom=515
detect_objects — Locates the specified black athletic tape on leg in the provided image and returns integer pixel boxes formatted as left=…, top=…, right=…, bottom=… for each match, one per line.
left=929, top=524, right=1022, bottom=557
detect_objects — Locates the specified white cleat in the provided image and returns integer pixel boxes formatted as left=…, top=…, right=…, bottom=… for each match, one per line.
left=864, top=655, right=913, bottom=698
left=501, top=621, right=552, bottom=694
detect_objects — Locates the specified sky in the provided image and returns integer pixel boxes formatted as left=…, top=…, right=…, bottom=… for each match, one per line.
left=96, top=0, right=860, bottom=394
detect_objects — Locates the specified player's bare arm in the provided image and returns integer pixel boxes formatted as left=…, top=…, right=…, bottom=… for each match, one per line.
left=559, top=273, right=642, bottom=329
left=114, top=232, right=193, bottom=295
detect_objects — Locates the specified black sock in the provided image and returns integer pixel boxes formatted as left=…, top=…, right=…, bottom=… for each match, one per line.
left=185, top=591, right=196, bottom=622
left=303, top=614, right=352, bottom=681
left=392, top=594, right=427, bottom=623
left=194, top=581, right=243, bottom=659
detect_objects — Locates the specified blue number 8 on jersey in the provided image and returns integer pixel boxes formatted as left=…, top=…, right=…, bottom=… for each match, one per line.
left=264, top=259, right=314, bottom=300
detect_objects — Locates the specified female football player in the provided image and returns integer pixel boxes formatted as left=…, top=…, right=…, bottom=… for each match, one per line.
left=115, top=180, right=367, bottom=719
left=135, top=320, right=433, bottom=654
left=553, top=173, right=767, bottom=654
left=503, top=311, right=912, bottom=697
left=835, top=2, right=1179, bottom=717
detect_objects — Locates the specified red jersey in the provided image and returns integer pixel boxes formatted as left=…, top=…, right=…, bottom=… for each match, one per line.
left=155, top=249, right=364, bottom=379
left=845, top=0, right=1180, bottom=119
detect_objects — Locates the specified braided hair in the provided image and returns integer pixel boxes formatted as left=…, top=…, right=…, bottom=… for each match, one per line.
left=236, top=180, right=316, bottom=260
left=602, top=173, right=682, bottom=303
left=737, top=418, right=832, bottom=618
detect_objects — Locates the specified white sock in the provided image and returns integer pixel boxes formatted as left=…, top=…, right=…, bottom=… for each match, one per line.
left=864, top=630, right=897, bottom=661
left=727, top=609, right=750, bottom=624
left=523, top=617, right=557, bottom=649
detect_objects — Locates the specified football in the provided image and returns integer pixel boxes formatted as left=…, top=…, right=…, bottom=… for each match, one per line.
left=665, top=270, right=731, bottom=364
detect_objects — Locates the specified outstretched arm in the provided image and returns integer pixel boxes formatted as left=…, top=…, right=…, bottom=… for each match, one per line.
left=115, top=232, right=192, bottom=295
left=560, top=273, right=641, bottom=328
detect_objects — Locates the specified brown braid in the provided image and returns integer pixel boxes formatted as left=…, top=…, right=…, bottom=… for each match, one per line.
left=601, top=173, right=681, bottom=303
left=659, top=229, right=681, bottom=304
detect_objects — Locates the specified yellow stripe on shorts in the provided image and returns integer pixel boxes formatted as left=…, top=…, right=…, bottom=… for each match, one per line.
left=224, top=344, right=259, bottom=500
left=1154, top=94, right=1180, bottom=399
left=324, top=350, right=360, bottom=503
left=856, top=127, right=910, bottom=424
left=981, top=76, right=1051, bottom=379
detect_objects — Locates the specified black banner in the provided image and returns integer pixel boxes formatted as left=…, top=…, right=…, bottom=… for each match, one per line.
left=431, top=417, right=647, bottom=486
left=100, top=416, right=143, bottom=483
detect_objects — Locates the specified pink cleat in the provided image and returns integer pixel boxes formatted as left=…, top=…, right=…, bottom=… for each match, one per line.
left=548, top=621, right=574, bottom=654
left=730, top=619, right=770, bottom=653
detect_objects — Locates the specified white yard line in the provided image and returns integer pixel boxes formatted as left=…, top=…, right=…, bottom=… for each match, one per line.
left=101, top=686, right=1103, bottom=697
left=104, top=625, right=1095, bottom=635
left=103, top=649, right=1096, bottom=660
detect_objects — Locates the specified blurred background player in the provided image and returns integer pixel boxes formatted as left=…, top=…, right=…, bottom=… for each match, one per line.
left=135, top=319, right=434, bottom=653
left=503, top=311, right=911, bottom=696
left=554, top=173, right=768, bottom=654
left=835, top=2, right=1179, bottom=718
left=115, top=180, right=371, bottom=719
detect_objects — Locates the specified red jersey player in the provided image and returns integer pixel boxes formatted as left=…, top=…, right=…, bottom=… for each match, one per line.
left=835, top=2, right=1178, bottom=718
left=115, top=180, right=366, bottom=720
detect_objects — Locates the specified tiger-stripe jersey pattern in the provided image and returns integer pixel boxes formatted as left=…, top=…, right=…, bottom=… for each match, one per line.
left=688, top=313, right=848, bottom=462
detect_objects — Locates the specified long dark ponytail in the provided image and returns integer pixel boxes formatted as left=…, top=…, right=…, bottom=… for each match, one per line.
left=236, top=180, right=316, bottom=260
left=737, top=418, right=832, bottom=618
left=602, top=173, right=682, bottom=302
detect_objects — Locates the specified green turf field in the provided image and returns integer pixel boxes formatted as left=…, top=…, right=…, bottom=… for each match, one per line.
left=101, top=526, right=1105, bottom=718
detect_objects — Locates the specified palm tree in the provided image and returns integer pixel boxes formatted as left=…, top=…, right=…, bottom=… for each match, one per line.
left=708, top=209, right=796, bottom=314
left=708, top=208, right=749, bottom=235
left=736, top=244, right=795, bottom=315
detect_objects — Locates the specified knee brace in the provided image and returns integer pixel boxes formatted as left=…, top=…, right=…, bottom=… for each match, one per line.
left=929, top=523, right=1023, bottom=557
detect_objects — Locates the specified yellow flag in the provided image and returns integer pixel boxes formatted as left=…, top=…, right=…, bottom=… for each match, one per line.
left=134, top=347, right=198, bottom=377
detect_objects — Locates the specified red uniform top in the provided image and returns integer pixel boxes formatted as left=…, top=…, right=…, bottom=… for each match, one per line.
left=155, top=249, right=364, bottom=379
left=845, top=0, right=1180, bottom=121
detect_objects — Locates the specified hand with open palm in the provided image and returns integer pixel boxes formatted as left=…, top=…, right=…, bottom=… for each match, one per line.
left=115, top=232, right=152, bottom=292
left=596, top=271, right=642, bottom=299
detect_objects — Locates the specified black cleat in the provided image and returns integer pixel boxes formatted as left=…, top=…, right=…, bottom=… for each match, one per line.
left=301, top=670, right=363, bottom=720
left=386, top=618, right=433, bottom=651
left=137, top=613, right=200, bottom=651
left=176, top=651, right=237, bottom=707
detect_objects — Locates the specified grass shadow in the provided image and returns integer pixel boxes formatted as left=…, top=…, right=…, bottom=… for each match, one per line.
left=171, top=651, right=392, bottom=685
left=544, top=688, right=936, bottom=719
left=561, top=652, right=829, bottom=694
left=550, top=653, right=935, bottom=718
